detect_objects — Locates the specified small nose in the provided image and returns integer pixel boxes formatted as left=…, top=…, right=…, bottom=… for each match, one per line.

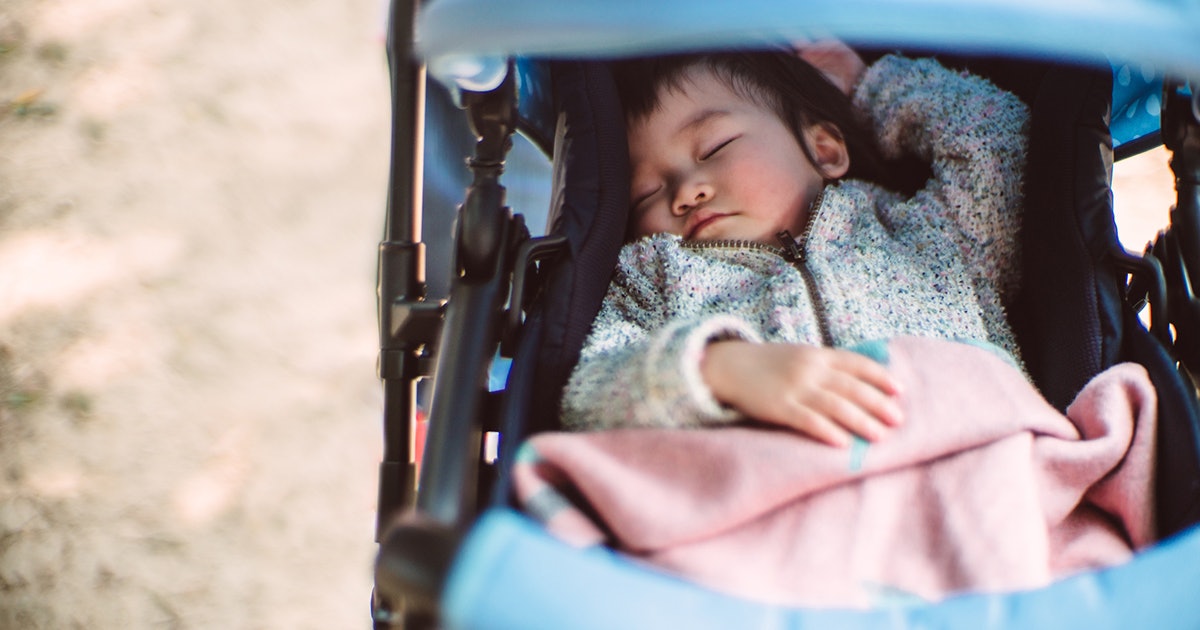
left=671, top=181, right=714, bottom=216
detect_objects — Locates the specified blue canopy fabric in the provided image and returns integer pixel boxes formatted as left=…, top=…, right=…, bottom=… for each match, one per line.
left=1111, top=63, right=1165, bottom=155
left=416, top=0, right=1196, bottom=155
left=417, top=0, right=1200, bottom=86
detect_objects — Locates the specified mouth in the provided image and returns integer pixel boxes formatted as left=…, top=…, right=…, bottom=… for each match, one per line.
left=685, top=213, right=728, bottom=240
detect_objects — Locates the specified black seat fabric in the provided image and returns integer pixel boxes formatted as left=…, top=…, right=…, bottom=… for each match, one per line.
left=1012, top=65, right=1124, bottom=410
left=524, top=60, right=630, bottom=437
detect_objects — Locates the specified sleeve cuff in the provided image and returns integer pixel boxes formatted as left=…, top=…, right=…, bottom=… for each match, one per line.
left=643, top=315, right=762, bottom=426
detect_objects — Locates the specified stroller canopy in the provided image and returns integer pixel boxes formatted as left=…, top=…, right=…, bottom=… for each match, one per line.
left=417, top=0, right=1200, bottom=85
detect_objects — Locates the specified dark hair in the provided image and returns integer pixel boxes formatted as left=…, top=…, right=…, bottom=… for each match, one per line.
left=612, top=49, right=909, bottom=192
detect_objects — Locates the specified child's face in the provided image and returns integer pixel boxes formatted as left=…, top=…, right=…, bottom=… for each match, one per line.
left=627, top=67, right=845, bottom=244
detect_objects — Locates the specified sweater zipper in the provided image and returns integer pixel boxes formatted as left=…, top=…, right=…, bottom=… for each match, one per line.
left=774, top=227, right=834, bottom=346
left=681, top=239, right=788, bottom=256
left=776, top=186, right=834, bottom=345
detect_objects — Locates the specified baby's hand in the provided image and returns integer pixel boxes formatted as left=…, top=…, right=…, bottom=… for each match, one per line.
left=793, top=39, right=866, bottom=96
left=701, top=340, right=903, bottom=447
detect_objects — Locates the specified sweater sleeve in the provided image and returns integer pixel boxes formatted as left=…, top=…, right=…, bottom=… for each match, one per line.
left=853, top=54, right=1030, bottom=299
left=560, top=242, right=762, bottom=431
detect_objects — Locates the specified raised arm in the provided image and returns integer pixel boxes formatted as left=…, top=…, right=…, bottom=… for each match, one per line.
left=854, top=55, right=1030, bottom=297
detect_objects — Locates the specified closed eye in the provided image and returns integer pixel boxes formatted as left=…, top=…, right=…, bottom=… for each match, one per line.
left=631, top=186, right=661, bottom=212
left=701, top=136, right=737, bottom=161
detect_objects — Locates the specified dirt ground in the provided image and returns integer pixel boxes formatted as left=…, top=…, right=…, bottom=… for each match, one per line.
left=0, top=0, right=1178, bottom=627
left=0, top=0, right=390, bottom=627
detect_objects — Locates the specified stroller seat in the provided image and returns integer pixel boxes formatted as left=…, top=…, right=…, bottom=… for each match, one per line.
left=372, top=1, right=1200, bottom=627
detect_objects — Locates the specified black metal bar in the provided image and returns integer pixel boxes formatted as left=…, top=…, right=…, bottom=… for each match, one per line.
left=413, top=59, right=520, bottom=526
left=417, top=262, right=507, bottom=524
left=376, top=0, right=428, bottom=541
left=1114, top=245, right=1171, bottom=348
left=1164, top=80, right=1200, bottom=290
left=1162, top=80, right=1200, bottom=371
left=502, top=235, right=568, bottom=356
left=1115, top=130, right=1163, bottom=162
left=374, top=13, right=524, bottom=624
left=384, top=0, right=425, bottom=245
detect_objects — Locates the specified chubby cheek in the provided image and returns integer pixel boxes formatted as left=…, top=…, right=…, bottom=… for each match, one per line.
left=632, top=209, right=680, bottom=239
left=739, top=162, right=812, bottom=231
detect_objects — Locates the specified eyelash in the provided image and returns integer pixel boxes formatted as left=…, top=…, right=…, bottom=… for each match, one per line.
left=701, top=137, right=736, bottom=160
left=632, top=188, right=659, bottom=213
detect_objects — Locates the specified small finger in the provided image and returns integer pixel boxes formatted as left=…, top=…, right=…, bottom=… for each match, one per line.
left=789, top=408, right=853, bottom=448
left=829, top=373, right=905, bottom=427
left=832, top=352, right=904, bottom=397
left=812, top=389, right=893, bottom=441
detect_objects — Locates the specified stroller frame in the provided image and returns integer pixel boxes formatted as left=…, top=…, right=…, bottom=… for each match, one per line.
left=371, top=0, right=1200, bottom=626
left=373, top=2, right=565, bottom=621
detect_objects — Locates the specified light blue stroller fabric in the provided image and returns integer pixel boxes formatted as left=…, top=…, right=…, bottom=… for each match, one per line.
left=417, top=0, right=1200, bottom=87
left=444, top=508, right=1200, bottom=630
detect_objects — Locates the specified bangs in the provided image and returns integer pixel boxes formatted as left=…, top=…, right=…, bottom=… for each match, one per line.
left=613, top=52, right=786, bottom=126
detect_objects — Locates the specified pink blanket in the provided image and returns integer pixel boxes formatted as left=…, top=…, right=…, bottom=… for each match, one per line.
left=513, top=337, right=1158, bottom=607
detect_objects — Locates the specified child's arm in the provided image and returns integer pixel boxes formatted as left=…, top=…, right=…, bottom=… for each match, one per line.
left=854, top=55, right=1030, bottom=298
left=562, top=242, right=903, bottom=445
left=565, top=306, right=903, bottom=445
left=561, top=244, right=761, bottom=431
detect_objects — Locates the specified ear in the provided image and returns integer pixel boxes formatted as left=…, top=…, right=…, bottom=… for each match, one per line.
left=805, top=123, right=850, bottom=179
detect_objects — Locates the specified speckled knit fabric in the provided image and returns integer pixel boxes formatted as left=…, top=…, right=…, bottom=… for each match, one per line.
left=562, top=55, right=1030, bottom=432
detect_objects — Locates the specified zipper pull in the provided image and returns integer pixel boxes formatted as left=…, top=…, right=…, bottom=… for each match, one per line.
left=775, top=230, right=803, bottom=262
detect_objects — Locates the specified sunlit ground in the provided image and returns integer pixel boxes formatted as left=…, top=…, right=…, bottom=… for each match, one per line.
left=1, top=0, right=389, bottom=627
left=1113, top=146, right=1176, bottom=253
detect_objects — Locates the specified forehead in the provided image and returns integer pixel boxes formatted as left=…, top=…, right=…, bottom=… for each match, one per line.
left=628, top=67, right=770, bottom=141
left=649, top=67, right=743, bottom=119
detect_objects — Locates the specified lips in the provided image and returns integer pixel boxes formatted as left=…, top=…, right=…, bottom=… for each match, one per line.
left=685, top=213, right=729, bottom=240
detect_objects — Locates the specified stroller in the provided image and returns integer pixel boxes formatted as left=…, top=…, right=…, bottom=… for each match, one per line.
left=372, top=0, right=1200, bottom=627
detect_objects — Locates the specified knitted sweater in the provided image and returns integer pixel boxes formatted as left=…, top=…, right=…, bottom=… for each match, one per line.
left=562, top=54, right=1030, bottom=431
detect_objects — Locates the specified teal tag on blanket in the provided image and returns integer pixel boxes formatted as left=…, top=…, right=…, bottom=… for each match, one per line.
left=514, top=441, right=541, bottom=464
left=848, top=435, right=869, bottom=472
left=523, top=487, right=572, bottom=524
left=863, top=581, right=929, bottom=607
left=846, top=340, right=885, bottom=472
left=849, top=339, right=890, bottom=365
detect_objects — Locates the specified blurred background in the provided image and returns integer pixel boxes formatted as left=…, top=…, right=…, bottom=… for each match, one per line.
left=0, top=0, right=390, bottom=626
left=0, top=0, right=1175, bottom=627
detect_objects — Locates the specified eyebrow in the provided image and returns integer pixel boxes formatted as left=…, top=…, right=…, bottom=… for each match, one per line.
left=675, top=108, right=729, bottom=136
